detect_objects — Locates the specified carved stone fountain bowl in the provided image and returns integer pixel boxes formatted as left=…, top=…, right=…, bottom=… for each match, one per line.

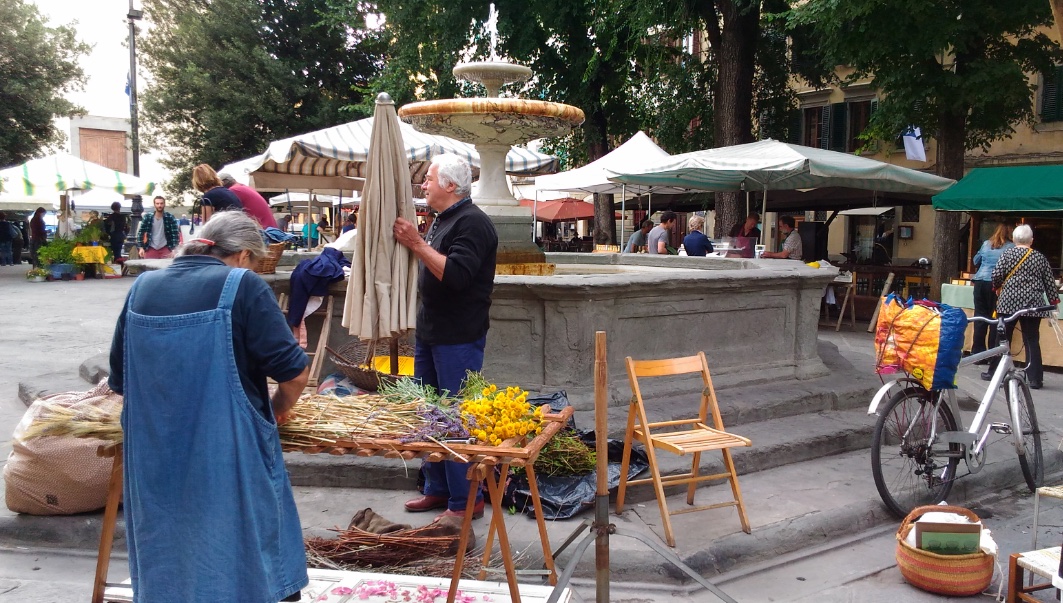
left=399, top=98, right=586, bottom=146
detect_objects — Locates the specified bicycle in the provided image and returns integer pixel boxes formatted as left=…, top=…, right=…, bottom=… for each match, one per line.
left=868, top=305, right=1056, bottom=518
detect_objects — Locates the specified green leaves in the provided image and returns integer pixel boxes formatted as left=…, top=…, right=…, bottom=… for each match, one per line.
left=139, top=0, right=382, bottom=193
left=0, top=0, right=89, bottom=167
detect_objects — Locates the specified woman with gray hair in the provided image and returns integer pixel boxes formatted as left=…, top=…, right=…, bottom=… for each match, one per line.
left=108, top=210, right=310, bottom=602
left=682, top=215, right=714, bottom=256
left=984, top=224, right=1061, bottom=389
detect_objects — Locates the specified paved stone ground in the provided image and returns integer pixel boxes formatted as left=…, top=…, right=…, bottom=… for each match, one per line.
left=1, top=262, right=1061, bottom=599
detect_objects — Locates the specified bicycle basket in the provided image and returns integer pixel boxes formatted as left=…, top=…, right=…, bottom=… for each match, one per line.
left=874, top=296, right=967, bottom=391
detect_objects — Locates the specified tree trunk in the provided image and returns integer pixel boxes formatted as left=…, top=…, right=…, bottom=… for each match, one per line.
left=593, top=192, right=616, bottom=244
left=929, top=109, right=966, bottom=299
left=710, top=0, right=760, bottom=238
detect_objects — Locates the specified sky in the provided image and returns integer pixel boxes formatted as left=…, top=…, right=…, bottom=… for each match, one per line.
left=33, top=0, right=168, bottom=185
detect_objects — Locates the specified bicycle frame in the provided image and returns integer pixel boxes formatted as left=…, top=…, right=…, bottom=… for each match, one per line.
left=867, top=308, right=1042, bottom=472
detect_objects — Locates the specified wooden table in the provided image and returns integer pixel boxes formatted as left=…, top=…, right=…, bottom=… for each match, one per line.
left=90, top=405, right=573, bottom=603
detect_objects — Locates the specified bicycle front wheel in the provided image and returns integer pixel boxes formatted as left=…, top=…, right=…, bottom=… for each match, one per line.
left=1008, top=376, right=1043, bottom=491
left=871, top=387, right=960, bottom=518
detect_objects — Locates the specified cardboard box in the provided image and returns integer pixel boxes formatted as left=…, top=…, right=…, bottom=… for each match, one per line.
left=916, top=521, right=981, bottom=555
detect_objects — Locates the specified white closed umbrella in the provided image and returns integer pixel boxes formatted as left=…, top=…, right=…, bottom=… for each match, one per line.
left=342, top=93, right=419, bottom=370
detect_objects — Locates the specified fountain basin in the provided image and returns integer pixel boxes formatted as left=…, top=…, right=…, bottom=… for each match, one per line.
left=257, top=253, right=834, bottom=410
left=487, top=254, right=836, bottom=409
left=399, top=98, right=585, bottom=145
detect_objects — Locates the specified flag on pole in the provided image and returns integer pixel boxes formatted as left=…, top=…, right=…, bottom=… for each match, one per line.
left=902, top=127, right=926, bottom=162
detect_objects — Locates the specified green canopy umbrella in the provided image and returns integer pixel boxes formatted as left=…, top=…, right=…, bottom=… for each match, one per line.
left=932, top=166, right=1063, bottom=212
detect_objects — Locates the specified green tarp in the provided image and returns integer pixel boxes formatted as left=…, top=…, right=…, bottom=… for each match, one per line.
left=932, top=165, right=1063, bottom=212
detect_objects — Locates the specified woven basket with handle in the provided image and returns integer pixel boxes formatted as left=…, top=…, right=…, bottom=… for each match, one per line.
left=327, top=338, right=415, bottom=392
left=254, top=242, right=285, bottom=274
left=895, top=505, right=994, bottom=596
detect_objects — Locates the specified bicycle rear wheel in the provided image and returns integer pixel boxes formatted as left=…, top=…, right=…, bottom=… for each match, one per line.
left=1008, top=376, right=1043, bottom=491
left=871, top=387, right=960, bottom=518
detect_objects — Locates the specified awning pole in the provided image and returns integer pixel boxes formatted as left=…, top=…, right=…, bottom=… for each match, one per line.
left=761, top=190, right=769, bottom=245
left=533, top=191, right=538, bottom=242
left=620, top=184, right=627, bottom=246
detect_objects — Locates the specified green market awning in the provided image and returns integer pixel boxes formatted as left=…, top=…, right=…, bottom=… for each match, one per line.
left=0, top=153, right=155, bottom=202
left=932, top=165, right=1063, bottom=212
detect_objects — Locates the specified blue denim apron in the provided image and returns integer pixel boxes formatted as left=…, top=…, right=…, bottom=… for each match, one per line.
left=121, top=268, right=307, bottom=603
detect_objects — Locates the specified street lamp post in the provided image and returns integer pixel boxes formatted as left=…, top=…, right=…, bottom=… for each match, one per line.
left=127, top=0, right=143, bottom=177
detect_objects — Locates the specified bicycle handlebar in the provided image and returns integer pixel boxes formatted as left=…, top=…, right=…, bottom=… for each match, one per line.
left=966, top=305, right=1059, bottom=326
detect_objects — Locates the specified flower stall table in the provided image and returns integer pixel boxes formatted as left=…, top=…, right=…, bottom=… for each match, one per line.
left=72, top=245, right=108, bottom=265
left=89, top=405, right=574, bottom=603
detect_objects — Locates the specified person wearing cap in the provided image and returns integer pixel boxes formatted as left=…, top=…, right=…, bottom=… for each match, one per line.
left=104, top=201, right=129, bottom=260
left=108, top=211, right=309, bottom=602
left=192, top=164, right=243, bottom=223
left=137, top=195, right=181, bottom=259
left=218, top=172, right=278, bottom=229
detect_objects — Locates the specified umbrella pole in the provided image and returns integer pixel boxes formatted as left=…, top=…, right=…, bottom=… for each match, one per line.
left=389, top=338, right=399, bottom=376
left=533, top=193, right=538, bottom=242
left=760, top=190, right=768, bottom=246
left=620, top=185, right=626, bottom=247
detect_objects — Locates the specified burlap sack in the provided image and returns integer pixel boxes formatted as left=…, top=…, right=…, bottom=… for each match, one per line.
left=3, top=381, right=122, bottom=515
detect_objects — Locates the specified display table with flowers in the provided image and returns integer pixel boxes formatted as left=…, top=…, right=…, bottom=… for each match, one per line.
left=27, top=375, right=574, bottom=603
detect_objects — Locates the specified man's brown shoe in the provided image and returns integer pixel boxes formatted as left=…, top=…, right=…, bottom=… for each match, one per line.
left=404, top=495, right=448, bottom=512
left=434, top=499, right=485, bottom=521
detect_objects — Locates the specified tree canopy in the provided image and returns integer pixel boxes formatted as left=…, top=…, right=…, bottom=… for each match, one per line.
left=139, top=0, right=384, bottom=192
left=0, top=0, right=88, bottom=167
left=793, top=0, right=1062, bottom=293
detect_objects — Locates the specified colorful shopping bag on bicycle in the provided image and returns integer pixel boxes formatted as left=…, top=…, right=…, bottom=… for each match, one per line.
left=875, top=298, right=967, bottom=390
left=874, top=294, right=908, bottom=374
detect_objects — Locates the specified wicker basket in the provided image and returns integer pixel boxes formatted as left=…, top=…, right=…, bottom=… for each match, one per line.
left=895, top=505, right=994, bottom=596
left=254, top=242, right=286, bottom=274
left=327, top=338, right=415, bottom=392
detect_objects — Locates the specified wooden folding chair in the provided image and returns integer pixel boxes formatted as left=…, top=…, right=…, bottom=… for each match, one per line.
left=616, top=351, right=752, bottom=547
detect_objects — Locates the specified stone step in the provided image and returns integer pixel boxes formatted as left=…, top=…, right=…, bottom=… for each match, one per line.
left=6, top=445, right=1057, bottom=585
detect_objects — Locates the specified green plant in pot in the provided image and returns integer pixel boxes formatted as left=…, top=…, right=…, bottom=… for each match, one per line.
left=37, top=238, right=78, bottom=276
left=76, top=222, right=104, bottom=246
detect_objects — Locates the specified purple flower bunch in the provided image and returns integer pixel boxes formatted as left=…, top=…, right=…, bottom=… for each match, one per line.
left=399, top=404, right=469, bottom=443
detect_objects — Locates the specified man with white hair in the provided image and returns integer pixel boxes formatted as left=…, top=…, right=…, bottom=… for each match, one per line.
left=393, top=153, right=498, bottom=521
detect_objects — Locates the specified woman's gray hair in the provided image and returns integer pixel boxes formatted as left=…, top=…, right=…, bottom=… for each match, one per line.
left=431, top=153, right=472, bottom=198
left=1013, top=224, right=1034, bottom=246
left=176, top=211, right=267, bottom=261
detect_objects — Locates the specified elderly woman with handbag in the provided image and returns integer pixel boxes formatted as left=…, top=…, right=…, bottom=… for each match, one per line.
left=983, top=224, right=1061, bottom=389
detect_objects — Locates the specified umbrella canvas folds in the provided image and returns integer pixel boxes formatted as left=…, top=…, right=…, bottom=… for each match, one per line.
left=342, top=94, right=419, bottom=370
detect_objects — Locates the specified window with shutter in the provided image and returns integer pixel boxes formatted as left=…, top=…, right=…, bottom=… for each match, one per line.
left=802, top=107, right=822, bottom=147
left=819, top=105, right=830, bottom=149
left=830, top=102, right=848, bottom=151
left=1041, top=66, right=1063, bottom=123
left=847, top=100, right=873, bottom=152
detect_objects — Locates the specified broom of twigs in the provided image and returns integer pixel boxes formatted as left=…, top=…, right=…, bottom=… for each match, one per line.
left=304, top=523, right=471, bottom=567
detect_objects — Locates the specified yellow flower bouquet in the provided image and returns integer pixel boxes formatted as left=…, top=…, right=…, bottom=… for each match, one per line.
left=459, top=372, right=544, bottom=446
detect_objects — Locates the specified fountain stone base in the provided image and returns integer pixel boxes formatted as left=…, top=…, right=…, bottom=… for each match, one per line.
left=479, top=204, right=556, bottom=276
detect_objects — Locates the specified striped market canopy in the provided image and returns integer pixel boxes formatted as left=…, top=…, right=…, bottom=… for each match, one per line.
left=607, top=139, right=954, bottom=194
left=219, top=116, right=558, bottom=194
left=0, top=153, right=155, bottom=201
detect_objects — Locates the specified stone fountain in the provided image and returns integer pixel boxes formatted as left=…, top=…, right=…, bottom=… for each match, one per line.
left=397, top=4, right=585, bottom=275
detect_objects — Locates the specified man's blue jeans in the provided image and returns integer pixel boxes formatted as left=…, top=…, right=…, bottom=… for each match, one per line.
left=415, top=335, right=486, bottom=512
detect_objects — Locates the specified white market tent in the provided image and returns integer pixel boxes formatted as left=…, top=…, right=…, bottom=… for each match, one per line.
left=607, top=139, right=955, bottom=242
left=534, top=131, right=691, bottom=241
left=0, top=153, right=155, bottom=214
left=219, top=116, right=559, bottom=196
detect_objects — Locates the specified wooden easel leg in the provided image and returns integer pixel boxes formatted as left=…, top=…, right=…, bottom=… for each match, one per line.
left=835, top=285, right=852, bottom=332
left=478, top=474, right=499, bottom=581
left=484, top=467, right=522, bottom=603
left=92, top=448, right=123, bottom=603
left=523, top=465, right=557, bottom=585
left=448, top=465, right=484, bottom=603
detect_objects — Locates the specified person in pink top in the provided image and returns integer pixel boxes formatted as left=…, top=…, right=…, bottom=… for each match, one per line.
left=218, top=173, right=278, bottom=229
